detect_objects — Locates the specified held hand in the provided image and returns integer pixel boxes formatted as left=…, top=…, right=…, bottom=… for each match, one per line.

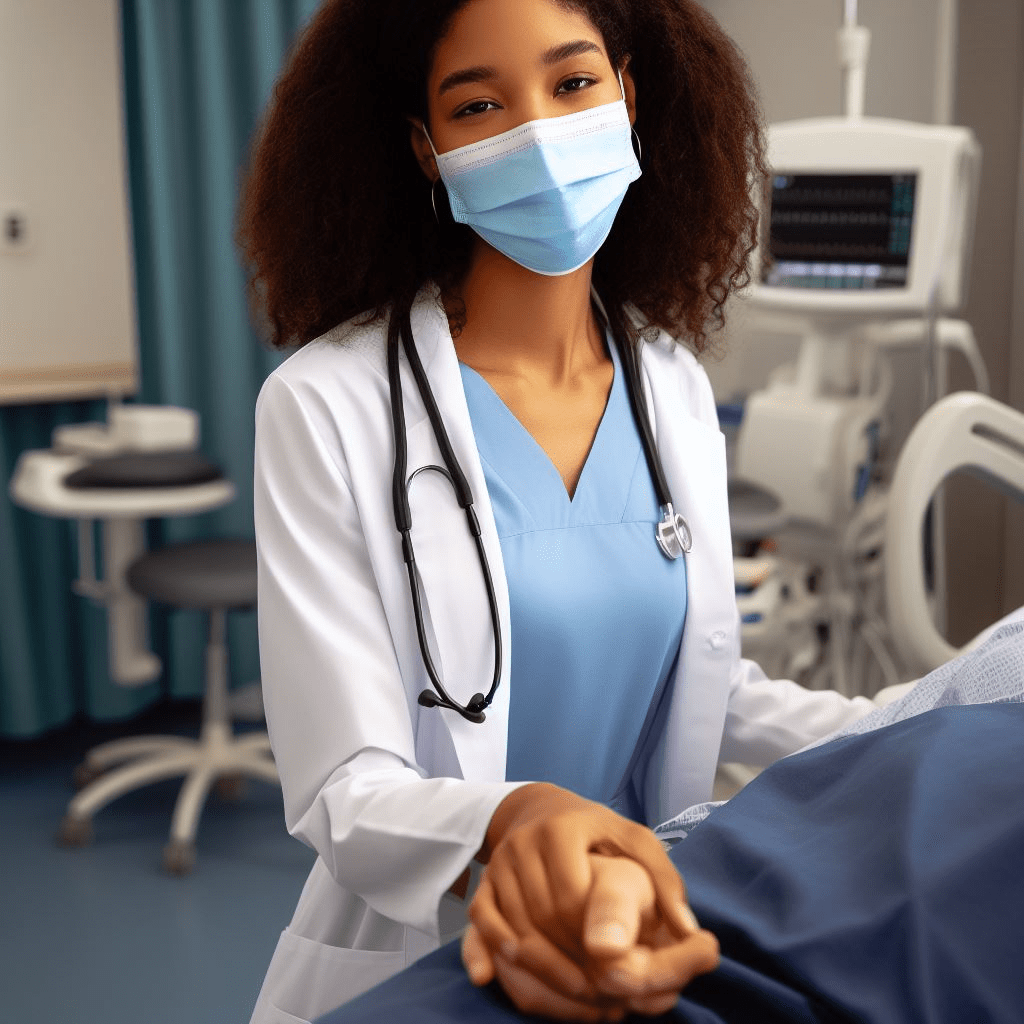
left=462, top=854, right=719, bottom=1021
left=461, top=784, right=717, bottom=1017
left=581, top=855, right=719, bottom=1014
left=469, top=784, right=692, bottom=974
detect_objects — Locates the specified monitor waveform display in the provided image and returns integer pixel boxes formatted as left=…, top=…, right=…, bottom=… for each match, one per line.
left=763, top=173, right=917, bottom=290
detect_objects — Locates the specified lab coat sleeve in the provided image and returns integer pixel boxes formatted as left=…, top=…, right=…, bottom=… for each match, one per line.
left=254, top=372, right=527, bottom=938
left=718, top=656, right=876, bottom=765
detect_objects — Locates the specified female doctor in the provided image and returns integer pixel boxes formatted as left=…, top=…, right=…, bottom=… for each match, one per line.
left=240, top=1, right=876, bottom=1021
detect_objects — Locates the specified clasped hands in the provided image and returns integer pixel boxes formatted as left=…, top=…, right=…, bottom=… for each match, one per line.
left=460, top=783, right=719, bottom=1022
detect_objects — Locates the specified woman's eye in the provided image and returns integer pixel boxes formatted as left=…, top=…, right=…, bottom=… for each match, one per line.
left=455, top=100, right=499, bottom=118
left=557, top=76, right=595, bottom=95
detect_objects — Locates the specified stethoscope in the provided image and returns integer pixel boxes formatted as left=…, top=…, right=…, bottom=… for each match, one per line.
left=386, top=306, right=692, bottom=724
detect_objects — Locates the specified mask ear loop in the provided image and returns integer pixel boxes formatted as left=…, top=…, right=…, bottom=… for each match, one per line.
left=421, top=121, right=440, bottom=160
left=430, top=180, right=447, bottom=226
left=420, top=122, right=449, bottom=226
left=617, top=69, right=641, bottom=165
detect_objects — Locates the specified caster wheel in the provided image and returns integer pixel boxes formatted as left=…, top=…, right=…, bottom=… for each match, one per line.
left=163, top=839, right=196, bottom=876
left=215, top=774, right=246, bottom=802
left=57, top=814, right=93, bottom=848
left=73, top=761, right=107, bottom=791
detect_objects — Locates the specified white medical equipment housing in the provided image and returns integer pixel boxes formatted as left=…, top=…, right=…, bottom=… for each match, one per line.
left=748, top=117, right=981, bottom=322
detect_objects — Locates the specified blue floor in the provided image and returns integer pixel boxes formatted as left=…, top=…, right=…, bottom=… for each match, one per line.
left=0, top=704, right=315, bottom=1024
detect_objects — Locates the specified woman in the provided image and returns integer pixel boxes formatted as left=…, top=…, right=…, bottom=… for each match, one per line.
left=239, top=1, right=875, bottom=1021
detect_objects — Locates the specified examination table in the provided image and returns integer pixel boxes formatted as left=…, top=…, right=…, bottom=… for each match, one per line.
left=319, top=620, right=1024, bottom=1024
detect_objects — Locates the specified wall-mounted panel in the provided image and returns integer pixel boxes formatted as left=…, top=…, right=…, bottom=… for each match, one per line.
left=0, top=0, right=137, bottom=404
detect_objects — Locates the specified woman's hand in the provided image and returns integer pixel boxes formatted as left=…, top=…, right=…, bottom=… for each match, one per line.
left=461, top=784, right=718, bottom=1019
left=463, top=852, right=719, bottom=1021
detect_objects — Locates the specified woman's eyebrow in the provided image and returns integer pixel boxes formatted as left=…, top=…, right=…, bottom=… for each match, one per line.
left=541, top=39, right=603, bottom=65
left=438, top=65, right=498, bottom=96
left=437, top=40, right=603, bottom=97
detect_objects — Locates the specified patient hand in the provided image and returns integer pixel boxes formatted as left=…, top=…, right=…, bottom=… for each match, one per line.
left=463, top=853, right=719, bottom=1021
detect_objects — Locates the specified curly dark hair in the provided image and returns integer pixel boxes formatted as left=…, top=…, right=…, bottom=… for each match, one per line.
left=237, top=0, right=767, bottom=353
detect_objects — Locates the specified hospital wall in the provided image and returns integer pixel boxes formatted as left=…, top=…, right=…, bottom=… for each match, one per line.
left=703, top=0, right=1024, bottom=644
left=956, top=1, right=1024, bottom=625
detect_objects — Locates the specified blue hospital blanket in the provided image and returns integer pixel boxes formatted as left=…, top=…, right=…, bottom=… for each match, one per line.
left=319, top=623, right=1024, bottom=1024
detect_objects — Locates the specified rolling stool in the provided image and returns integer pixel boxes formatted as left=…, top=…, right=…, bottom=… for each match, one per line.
left=58, top=537, right=278, bottom=874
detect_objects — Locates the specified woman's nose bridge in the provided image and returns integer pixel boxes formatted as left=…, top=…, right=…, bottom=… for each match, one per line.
left=514, top=84, right=559, bottom=127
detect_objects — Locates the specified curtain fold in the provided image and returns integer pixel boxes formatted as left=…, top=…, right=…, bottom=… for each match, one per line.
left=0, top=0, right=319, bottom=738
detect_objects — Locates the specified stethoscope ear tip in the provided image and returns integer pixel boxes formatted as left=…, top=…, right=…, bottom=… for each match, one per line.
left=460, top=693, right=488, bottom=723
left=418, top=688, right=488, bottom=723
left=463, top=694, right=488, bottom=724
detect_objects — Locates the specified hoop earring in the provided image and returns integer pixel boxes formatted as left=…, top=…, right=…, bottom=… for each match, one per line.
left=431, top=178, right=447, bottom=225
left=631, top=127, right=642, bottom=165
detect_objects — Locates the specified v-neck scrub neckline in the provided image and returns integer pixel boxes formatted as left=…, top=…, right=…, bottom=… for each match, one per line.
left=458, top=347, right=616, bottom=508
left=459, top=339, right=688, bottom=820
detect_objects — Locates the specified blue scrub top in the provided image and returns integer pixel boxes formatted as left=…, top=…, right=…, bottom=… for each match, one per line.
left=459, top=338, right=687, bottom=820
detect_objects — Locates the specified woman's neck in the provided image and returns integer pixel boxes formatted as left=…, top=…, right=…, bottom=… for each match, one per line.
left=449, top=242, right=606, bottom=388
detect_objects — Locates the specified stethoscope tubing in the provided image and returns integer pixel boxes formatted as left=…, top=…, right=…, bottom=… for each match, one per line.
left=610, top=305, right=694, bottom=559
left=388, top=310, right=500, bottom=723
left=386, top=305, right=689, bottom=724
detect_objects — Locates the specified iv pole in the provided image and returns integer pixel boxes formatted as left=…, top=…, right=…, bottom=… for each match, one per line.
left=839, top=0, right=870, bottom=119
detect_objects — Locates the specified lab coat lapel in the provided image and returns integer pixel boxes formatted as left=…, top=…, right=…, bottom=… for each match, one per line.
left=399, top=297, right=513, bottom=785
left=639, top=345, right=736, bottom=819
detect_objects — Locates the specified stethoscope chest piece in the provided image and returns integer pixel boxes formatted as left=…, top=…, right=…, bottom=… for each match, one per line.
left=657, top=504, right=693, bottom=560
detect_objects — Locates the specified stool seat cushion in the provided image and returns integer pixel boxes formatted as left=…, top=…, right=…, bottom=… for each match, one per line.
left=64, top=452, right=222, bottom=489
left=126, top=539, right=257, bottom=610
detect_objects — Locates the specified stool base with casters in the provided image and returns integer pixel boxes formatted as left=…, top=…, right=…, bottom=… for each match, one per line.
left=56, top=539, right=278, bottom=875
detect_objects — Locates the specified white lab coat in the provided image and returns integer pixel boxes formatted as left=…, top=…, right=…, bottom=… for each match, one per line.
left=249, top=287, right=873, bottom=1024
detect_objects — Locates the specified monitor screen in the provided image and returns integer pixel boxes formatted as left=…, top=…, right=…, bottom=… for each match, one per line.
left=762, top=173, right=917, bottom=290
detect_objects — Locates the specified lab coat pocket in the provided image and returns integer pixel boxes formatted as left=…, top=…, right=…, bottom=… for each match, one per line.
left=260, top=928, right=407, bottom=1024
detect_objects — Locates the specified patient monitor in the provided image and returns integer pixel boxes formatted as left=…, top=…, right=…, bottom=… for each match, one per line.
left=736, top=117, right=981, bottom=529
left=751, top=117, right=980, bottom=320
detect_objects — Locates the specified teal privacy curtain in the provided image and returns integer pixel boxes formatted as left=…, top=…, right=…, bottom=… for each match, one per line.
left=0, top=0, right=322, bottom=738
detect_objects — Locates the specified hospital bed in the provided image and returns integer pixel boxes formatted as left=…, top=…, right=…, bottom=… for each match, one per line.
left=885, top=390, right=1024, bottom=677
left=309, top=393, right=1024, bottom=1023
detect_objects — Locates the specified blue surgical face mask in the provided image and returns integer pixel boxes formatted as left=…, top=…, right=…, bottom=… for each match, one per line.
left=425, top=76, right=641, bottom=276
